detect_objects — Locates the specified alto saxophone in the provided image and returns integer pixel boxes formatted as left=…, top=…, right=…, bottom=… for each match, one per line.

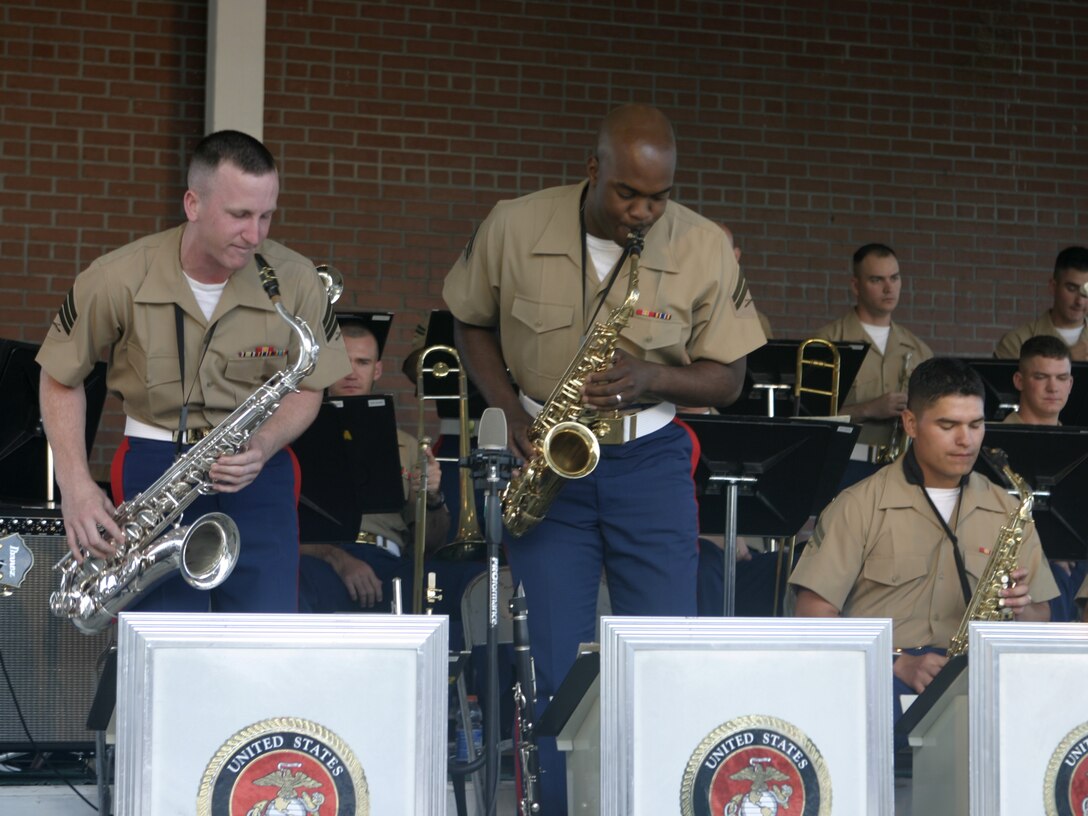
left=50, top=254, right=320, bottom=634
left=946, top=448, right=1034, bottom=658
left=875, top=350, right=913, bottom=465
left=501, top=230, right=644, bottom=537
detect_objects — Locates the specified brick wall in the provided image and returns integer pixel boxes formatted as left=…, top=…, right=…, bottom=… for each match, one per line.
left=2, top=0, right=1085, bottom=476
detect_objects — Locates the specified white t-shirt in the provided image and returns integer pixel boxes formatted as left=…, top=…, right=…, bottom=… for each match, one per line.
left=585, top=234, right=624, bottom=283
left=185, top=274, right=226, bottom=321
left=925, top=486, right=960, bottom=524
left=861, top=322, right=891, bottom=355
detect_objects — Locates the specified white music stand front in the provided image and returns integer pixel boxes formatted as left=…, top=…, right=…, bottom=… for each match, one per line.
left=115, top=612, right=448, bottom=816
left=600, top=616, right=893, bottom=816
left=970, top=621, right=1088, bottom=816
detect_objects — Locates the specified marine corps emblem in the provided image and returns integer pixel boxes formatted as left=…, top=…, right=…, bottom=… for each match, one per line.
left=680, top=714, right=831, bottom=816
left=197, top=717, right=369, bottom=816
left=1044, top=720, right=1088, bottom=816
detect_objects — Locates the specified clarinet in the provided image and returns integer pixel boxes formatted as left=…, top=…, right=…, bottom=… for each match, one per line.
left=510, top=587, right=542, bottom=815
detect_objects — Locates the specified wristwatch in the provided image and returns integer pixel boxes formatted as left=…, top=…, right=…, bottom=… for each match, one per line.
left=425, top=491, right=446, bottom=511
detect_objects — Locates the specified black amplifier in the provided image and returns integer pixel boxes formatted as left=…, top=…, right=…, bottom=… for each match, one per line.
left=0, top=503, right=112, bottom=749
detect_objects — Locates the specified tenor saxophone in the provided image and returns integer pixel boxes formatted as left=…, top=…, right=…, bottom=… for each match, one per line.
left=501, top=230, right=644, bottom=537
left=49, top=254, right=320, bottom=634
left=946, top=448, right=1034, bottom=658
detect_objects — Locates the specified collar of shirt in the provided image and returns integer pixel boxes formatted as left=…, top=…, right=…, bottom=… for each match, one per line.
left=133, top=224, right=277, bottom=325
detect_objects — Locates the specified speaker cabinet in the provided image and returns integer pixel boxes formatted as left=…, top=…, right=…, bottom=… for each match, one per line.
left=0, top=515, right=112, bottom=748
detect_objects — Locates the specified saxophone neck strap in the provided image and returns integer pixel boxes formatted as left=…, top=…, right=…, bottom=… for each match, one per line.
left=902, top=446, right=973, bottom=606
left=579, top=196, right=632, bottom=337
left=173, top=304, right=217, bottom=458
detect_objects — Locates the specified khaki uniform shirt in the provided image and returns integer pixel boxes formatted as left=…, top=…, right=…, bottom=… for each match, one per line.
left=789, top=461, right=1058, bottom=650
left=1001, top=412, right=1026, bottom=425
left=994, top=310, right=1088, bottom=361
left=813, top=310, right=934, bottom=446
left=37, top=225, right=349, bottom=430
left=442, top=182, right=766, bottom=401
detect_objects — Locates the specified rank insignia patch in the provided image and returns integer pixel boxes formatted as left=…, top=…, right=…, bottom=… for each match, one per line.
left=680, top=714, right=831, bottom=816
left=1044, top=720, right=1088, bottom=816
left=197, top=717, right=369, bottom=816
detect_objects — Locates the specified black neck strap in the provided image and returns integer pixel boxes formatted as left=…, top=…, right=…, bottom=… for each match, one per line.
left=902, top=447, right=973, bottom=606
left=579, top=196, right=631, bottom=335
left=174, top=304, right=217, bottom=457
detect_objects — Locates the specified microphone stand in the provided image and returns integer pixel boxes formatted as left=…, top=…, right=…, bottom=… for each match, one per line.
left=449, top=428, right=516, bottom=816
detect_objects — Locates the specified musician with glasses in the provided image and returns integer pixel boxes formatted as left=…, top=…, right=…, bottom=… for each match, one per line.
left=444, top=103, right=765, bottom=814
left=789, top=358, right=1056, bottom=734
left=813, top=243, right=933, bottom=481
left=995, top=246, right=1088, bottom=361
left=37, top=129, right=349, bottom=615
left=298, top=316, right=453, bottom=612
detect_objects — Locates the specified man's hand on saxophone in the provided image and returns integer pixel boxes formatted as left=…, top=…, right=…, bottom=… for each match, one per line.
left=208, top=388, right=323, bottom=493
left=1001, top=566, right=1049, bottom=620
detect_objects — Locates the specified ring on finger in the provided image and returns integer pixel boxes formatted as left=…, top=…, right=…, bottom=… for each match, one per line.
left=616, top=393, right=622, bottom=404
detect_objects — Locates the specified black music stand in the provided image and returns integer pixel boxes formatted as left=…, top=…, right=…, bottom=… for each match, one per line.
left=975, top=425, right=1088, bottom=561
left=404, top=309, right=489, bottom=422
left=717, top=339, right=869, bottom=418
left=291, top=394, right=404, bottom=543
left=0, top=338, right=108, bottom=503
left=685, top=415, right=856, bottom=616
left=964, top=358, right=1021, bottom=421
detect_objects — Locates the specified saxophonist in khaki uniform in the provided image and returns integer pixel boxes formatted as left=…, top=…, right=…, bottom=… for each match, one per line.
left=789, top=358, right=1057, bottom=737
left=443, top=104, right=765, bottom=814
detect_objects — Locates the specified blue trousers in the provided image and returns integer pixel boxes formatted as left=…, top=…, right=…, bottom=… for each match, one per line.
left=505, top=421, right=699, bottom=815
left=119, top=437, right=300, bottom=613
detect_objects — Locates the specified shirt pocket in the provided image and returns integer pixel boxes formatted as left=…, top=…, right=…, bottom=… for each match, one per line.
left=627, top=314, right=684, bottom=354
left=510, top=295, right=576, bottom=384
left=222, top=356, right=288, bottom=404
left=861, top=553, right=930, bottom=588
left=138, top=348, right=184, bottom=421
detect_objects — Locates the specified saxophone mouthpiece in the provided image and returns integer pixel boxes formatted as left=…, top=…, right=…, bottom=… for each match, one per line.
left=255, top=253, right=282, bottom=302
left=626, top=229, right=644, bottom=258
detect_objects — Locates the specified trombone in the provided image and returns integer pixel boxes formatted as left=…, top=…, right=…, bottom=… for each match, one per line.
left=411, top=345, right=485, bottom=611
left=793, top=337, right=841, bottom=417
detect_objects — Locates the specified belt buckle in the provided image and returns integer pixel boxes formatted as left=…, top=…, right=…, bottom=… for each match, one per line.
left=593, top=415, right=628, bottom=446
left=172, top=427, right=210, bottom=444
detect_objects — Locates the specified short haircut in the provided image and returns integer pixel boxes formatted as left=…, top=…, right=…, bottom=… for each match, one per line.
left=188, top=130, right=276, bottom=190
left=337, top=320, right=381, bottom=358
left=1019, top=334, right=1071, bottom=365
left=907, top=357, right=985, bottom=413
left=1053, top=246, right=1088, bottom=280
left=852, top=243, right=897, bottom=276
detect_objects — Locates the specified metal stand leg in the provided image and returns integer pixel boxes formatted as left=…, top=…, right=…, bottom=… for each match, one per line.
left=95, top=729, right=112, bottom=816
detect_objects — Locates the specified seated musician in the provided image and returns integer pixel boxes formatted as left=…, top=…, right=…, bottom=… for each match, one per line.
left=812, top=243, right=933, bottom=485
left=789, top=357, right=1057, bottom=730
left=298, top=316, right=450, bottom=612
left=1001, top=335, right=1084, bottom=622
left=994, top=246, right=1088, bottom=361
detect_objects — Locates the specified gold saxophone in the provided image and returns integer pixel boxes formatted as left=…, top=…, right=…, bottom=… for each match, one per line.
left=946, top=448, right=1034, bottom=658
left=875, top=350, right=913, bottom=465
left=501, top=230, right=644, bottom=537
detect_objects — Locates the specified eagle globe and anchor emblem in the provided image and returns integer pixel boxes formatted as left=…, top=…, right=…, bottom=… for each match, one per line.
left=680, top=714, right=831, bottom=816
left=197, top=717, right=370, bottom=816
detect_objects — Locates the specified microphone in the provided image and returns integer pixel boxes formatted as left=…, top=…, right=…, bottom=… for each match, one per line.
left=466, top=407, right=518, bottom=490
left=477, top=407, right=508, bottom=451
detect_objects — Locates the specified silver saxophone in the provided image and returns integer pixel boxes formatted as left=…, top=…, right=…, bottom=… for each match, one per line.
left=50, top=254, right=320, bottom=634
